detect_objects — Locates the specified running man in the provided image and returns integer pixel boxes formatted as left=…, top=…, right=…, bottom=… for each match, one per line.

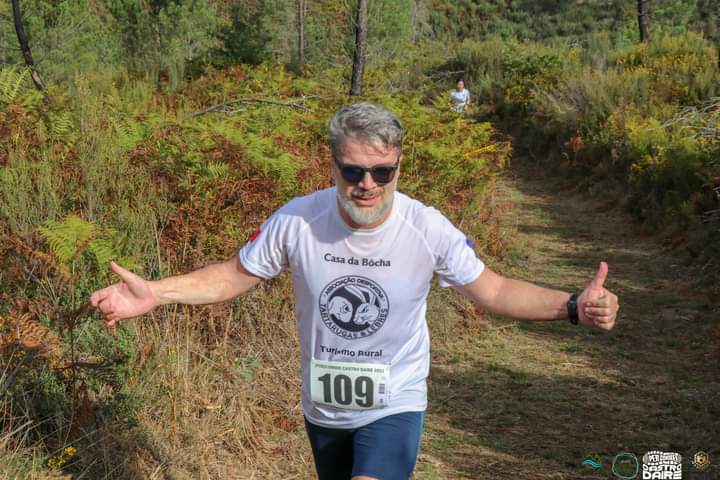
left=90, top=102, right=619, bottom=480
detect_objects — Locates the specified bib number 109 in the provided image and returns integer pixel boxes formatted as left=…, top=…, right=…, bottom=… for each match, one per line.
left=310, top=359, right=389, bottom=410
left=317, top=373, right=374, bottom=407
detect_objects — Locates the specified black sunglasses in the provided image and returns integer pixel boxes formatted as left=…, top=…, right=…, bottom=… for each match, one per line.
left=334, top=157, right=400, bottom=185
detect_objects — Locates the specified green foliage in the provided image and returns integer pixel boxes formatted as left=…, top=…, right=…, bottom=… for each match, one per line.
left=108, top=115, right=149, bottom=151
left=206, top=161, right=230, bottom=181
left=628, top=139, right=710, bottom=226
left=500, top=44, right=565, bottom=112
left=218, top=1, right=275, bottom=65
left=613, top=33, right=719, bottom=104
left=39, top=215, right=96, bottom=264
left=690, top=0, right=720, bottom=42
left=17, top=0, right=123, bottom=83
left=38, top=215, right=139, bottom=271
left=0, top=0, right=716, bottom=89
left=46, top=111, right=77, bottom=144
left=0, top=72, right=167, bottom=276
left=365, top=0, right=416, bottom=66
left=234, top=355, right=261, bottom=381
left=449, top=32, right=719, bottom=231
left=242, top=133, right=301, bottom=197
left=0, top=155, right=64, bottom=235
left=216, top=0, right=419, bottom=68
left=91, top=0, right=219, bottom=86
left=157, top=0, right=219, bottom=86
left=651, top=0, right=698, bottom=36
left=447, top=38, right=565, bottom=113
left=428, top=0, right=628, bottom=42
left=303, top=3, right=352, bottom=65
left=0, top=66, right=30, bottom=105
left=0, top=439, right=72, bottom=480
left=426, top=0, right=715, bottom=44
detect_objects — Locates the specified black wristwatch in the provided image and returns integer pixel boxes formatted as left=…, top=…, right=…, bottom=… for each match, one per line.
left=567, top=293, right=579, bottom=325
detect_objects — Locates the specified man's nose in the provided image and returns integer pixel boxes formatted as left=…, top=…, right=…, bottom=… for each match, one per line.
left=357, top=171, right=377, bottom=189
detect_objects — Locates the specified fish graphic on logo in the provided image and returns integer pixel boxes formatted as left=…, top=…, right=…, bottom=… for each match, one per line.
left=581, top=452, right=604, bottom=469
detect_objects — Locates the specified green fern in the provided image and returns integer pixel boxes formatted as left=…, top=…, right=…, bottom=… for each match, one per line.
left=205, top=161, right=229, bottom=180
left=0, top=66, right=29, bottom=105
left=204, top=120, right=300, bottom=195
left=39, top=216, right=141, bottom=273
left=109, top=115, right=147, bottom=150
left=242, top=133, right=300, bottom=195
left=39, top=216, right=97, bottom=265
left=47, top=111, right=77, bottom=143
left=87, top=238, right=116, bottom=267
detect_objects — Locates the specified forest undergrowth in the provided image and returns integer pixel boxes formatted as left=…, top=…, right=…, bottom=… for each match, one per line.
left=0, top=61, right=509, bottom=478
left=445, top=33, right=720, bottom=290
left=1, top=29, right=719, bottom=478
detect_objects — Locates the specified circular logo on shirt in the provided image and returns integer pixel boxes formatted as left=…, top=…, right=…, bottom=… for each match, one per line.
left=318, top=276, right=389, bottom=340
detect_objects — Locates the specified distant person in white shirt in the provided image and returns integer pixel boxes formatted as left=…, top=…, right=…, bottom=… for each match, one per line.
left=450, top=78, right=470, bottom=113
left=90, top=102, right=620, bottom=480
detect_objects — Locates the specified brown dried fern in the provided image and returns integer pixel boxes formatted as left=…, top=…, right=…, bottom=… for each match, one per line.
left=4, top=234, right=71, bottom=279
left=0, top=312, right=65, bottom=371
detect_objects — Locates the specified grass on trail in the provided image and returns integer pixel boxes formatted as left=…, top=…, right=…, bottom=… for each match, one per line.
left=416, top=158, right=720, bottom=479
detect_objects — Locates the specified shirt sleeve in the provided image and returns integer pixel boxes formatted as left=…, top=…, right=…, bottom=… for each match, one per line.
left=238, top=211, right=290, bottom=280
left=429, top=210, right=485, bottom=287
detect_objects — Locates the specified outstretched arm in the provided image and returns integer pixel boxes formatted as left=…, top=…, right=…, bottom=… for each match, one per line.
left=453, top=262, right=618, bottom=330
left=90, top=256, right=262, bottom=329
left=149, top=256, right=261, bottom=305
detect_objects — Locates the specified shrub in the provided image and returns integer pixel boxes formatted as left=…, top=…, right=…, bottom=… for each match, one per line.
left=448, top=33, right=719, bottom=233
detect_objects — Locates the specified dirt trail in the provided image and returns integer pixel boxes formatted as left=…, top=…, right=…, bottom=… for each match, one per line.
left=416, top=158, right=720, bottom=479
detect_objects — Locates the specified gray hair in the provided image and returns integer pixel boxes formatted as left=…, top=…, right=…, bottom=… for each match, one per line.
left=328, top=102, right=403, bottom=160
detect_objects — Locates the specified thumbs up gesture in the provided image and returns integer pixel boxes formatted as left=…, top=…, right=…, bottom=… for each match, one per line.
left=90, top=261, right=158, bottom=329
left=578, top=261, right=619, bottom=330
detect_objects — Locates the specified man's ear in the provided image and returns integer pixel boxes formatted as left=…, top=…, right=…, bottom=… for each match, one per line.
left=330, top=160, right=339, bottom=183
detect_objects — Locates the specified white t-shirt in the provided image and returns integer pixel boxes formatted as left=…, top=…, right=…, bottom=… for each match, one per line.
left=239, top=187, right=484, bottom=428
left=450, top=88, right=470, bottom=112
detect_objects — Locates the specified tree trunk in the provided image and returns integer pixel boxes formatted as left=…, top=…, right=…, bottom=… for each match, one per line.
left=637, top=0, right=651, bottom=43
left=349, top=0, right=368, bottom=97
left=297, top=0, right=305, bottom=65
left=11, top=0, right=48, bottom=100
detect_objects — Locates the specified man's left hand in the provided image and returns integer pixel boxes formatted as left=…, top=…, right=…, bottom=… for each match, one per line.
left=578, top=261, right=619, bottom=330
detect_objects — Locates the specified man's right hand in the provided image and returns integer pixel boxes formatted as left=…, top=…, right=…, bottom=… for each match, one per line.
left=90, top=261, right=157, bottom=329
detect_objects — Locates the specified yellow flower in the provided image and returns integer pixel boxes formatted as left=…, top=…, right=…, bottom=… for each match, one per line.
left=47, top=445, right=77, bottom=469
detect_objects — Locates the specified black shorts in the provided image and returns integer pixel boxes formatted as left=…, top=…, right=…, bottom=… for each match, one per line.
left=305, top=411, right=425, bottom=480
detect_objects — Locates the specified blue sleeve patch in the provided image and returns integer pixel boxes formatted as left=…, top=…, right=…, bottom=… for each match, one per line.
left=465, top=238, right=474, bottom=249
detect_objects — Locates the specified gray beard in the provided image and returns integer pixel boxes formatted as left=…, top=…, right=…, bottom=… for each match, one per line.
left=337, top=190, right=393, bottom=226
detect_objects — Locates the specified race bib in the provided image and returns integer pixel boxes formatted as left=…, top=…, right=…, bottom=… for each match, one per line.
left=310, top=358, right=390, bottom=410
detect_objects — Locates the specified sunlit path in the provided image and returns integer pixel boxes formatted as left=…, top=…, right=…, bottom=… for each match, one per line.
left=418, top=157, right=720, bottom=479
